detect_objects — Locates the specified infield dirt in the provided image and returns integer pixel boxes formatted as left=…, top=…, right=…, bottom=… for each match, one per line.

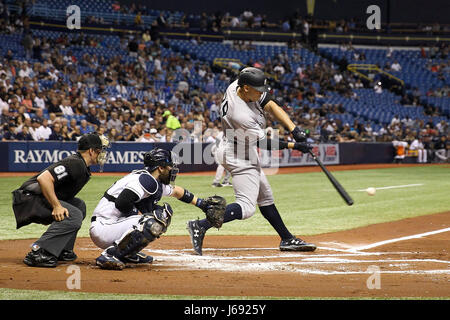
left=0, top=211, right=448, bottom=298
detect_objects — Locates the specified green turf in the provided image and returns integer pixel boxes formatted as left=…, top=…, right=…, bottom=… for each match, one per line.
left=0, top=287, right=447, bottom=300
left=1, top=166, right=449, bottom=241
left=1, top=165, right=449, bottom=300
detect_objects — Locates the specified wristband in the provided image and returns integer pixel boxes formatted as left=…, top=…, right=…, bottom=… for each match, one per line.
left=180, top=189, right=195, bottom=204
left=195, top=198, right=207, bottom=211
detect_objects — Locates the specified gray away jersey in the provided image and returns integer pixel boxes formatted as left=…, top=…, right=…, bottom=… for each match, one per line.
left=220, top=80, right=272, bottom=144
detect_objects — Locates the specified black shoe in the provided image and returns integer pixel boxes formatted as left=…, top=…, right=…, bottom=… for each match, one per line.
left=23, top=247, right=58, bottom=268
left=123, top=251, right=153, bottom=264
left=58, top=249, right=77, bottom=261
left=279, top=237, right=317, bottom=252
left=186, top=220, right=206, bottom=256
left=95, top=247, right=125, bottom=270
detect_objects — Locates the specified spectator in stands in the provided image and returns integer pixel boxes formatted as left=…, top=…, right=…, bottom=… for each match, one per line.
left=85, top=105, right=101, bottom=128
left=69, top=125, right=82, bottom=141
left=230, top=16, right=240, bottom=28
left=120, top=123, right=133, bottom=141
left=434, top=135, right=448, bottom=163
left=31, top=91, right=44, bottom=110
left=107, top=127, right=122, bottom=142
left=392, top=140, right=408, bottom=163
left=374, top=81, right=383, bottom=94
left=22, top=32, right=33, bottom=60
left=386, top=46, right=393, bottom=58
left=391, top=60, right=402, bottom=72
left=16, top=125, right=33, bottom=141
left=67, top=118, right=77, bottom=132
left=128, top=36, right=138, bottom=57
left=47, top=97, right=62, bottom=116
left=163, top=110, right=181, bottom=130
left=48, top=122, right=63, bottom=141
left=37, top=118, right=52, bottom=140
left=136, top=129, right=153, bottom=142
left=29, top=119, right=41, bottom=141
left=59, top=98, right=74, bottom=116
left=79, top=119, right=91, bottom=134
left=106, top=111, right=123, bottom=133
left=2, top=123, right=17, bottom=141
left=409, top=135, right=428, bottom=163
left=156, top=12, right=167, bottom=28
left=60, top=125, right=72, bottom=141
left=436, top=120, right=448, bottom=135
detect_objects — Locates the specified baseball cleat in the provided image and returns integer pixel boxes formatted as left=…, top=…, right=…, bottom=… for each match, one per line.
left=221, top=182, right=232, bottom=187
left=211, top=182, right=223, bottom=187
left=186, top=220, right=206, bottom=256
left=96, top=248, right=125, bottom=270
left=279, top=237, right=317, bottom=252
left=23, top=247, right=58, bottom=268
left=58, top=249, right=77, bottom=262
left=123, top=251, right=153, bottom=264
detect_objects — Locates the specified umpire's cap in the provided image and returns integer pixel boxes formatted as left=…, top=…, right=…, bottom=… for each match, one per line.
left=237, top=67, right=270, bottom=93
left=78, top=133, right=103, bottom=151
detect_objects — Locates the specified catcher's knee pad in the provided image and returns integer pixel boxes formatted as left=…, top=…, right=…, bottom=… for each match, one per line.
left=114, top=203, right=173, bottom=259
left=142, top=202, right=173, bottom=238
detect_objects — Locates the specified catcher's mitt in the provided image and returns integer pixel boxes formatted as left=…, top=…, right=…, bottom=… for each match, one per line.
left=203, top=195, right=226, bottom=229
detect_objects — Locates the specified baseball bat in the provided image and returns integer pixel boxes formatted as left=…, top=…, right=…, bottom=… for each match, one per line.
left=308, top=150, right=354, bottom=206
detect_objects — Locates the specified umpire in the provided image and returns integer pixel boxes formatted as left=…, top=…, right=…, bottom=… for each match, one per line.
left=12, top=133, right=109, bottom=267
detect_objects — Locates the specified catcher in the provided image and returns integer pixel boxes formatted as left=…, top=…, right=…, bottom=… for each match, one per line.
left=90, top=147, right=225, bottom=270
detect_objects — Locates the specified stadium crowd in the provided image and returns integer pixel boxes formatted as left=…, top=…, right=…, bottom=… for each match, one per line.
left=0, top=3, right=448, bottom=163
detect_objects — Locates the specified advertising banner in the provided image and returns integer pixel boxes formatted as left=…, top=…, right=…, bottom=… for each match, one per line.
left=1, top=141, right=340, bottom=172
left=259, top=143, right=340, bottom=168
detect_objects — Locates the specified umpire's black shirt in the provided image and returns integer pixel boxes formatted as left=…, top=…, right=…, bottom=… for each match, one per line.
left=20, top=152, right=91, bottom=201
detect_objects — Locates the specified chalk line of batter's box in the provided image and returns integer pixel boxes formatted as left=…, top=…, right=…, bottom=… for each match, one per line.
left=356, top=183, right=424, bottom=191
left=347, top=227, right=450, bottom=252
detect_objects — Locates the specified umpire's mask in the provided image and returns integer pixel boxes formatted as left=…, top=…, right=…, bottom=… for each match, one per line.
left=78, top=133, right=110, bottom=172
left=96, top=135, right=110, bottom=172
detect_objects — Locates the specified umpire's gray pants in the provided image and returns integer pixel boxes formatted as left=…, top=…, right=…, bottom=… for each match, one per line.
left=35, top=198, right=86, bottom=257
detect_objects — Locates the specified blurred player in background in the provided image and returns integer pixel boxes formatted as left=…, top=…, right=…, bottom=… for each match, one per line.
left=211, top=129, right=232, bottom=187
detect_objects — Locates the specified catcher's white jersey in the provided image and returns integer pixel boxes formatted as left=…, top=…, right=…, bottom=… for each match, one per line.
left=92, top=170, right=173, bottom=221
left=90, top=169, right=173, bottom=249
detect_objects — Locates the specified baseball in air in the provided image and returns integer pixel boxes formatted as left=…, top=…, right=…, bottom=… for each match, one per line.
left=366, top=187, right=376, bottom=196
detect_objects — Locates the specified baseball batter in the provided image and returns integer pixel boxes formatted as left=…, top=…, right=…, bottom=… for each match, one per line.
left=187, top=67, right=317, bottom=255
left=90, top=148, right=225, bottom=270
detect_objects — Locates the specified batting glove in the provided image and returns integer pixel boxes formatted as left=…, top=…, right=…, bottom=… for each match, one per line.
left=293, top=142, right=313, bottom=153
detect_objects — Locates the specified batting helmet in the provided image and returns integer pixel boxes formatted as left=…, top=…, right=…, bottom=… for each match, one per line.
left=237, top=67, right=270, bottom=93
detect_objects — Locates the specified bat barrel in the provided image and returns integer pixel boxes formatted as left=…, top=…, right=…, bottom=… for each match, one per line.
left=309, top=150, right=354, bottom=206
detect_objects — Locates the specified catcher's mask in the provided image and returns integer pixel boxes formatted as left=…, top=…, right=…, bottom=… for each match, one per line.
left=144, top=148, right=179, bottom=184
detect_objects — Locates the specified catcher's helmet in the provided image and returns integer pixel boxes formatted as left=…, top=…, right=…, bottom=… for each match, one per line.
left=144, top=148, right=179, bottom=183
left=144, top=148, right=175, bottom=171
left=237, top=67, right=270, bottom=93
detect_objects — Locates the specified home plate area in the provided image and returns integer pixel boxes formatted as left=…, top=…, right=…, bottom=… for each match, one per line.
left=143, top=243, right=450, bottom=276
